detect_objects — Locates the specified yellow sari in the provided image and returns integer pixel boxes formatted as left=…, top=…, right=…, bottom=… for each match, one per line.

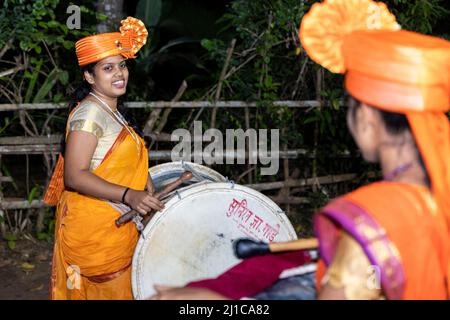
left=45, top=124, right=148, bottom=299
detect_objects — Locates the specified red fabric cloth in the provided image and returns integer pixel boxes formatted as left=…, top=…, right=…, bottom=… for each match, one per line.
left=186, top=251, right=312, bottom=299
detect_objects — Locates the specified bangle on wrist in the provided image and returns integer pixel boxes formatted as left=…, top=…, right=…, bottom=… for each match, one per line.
left=122, top=187, right=130, bottom=204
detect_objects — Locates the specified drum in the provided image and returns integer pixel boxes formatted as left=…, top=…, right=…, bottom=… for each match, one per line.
left=131, top=181, right=297, bottom=299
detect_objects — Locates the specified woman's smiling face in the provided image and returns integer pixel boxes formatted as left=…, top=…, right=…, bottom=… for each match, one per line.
left=84, top=55, right=129, bottom=98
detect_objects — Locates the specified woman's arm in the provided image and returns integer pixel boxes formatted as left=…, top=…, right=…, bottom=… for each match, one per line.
left=64, top=130, right=164, bottom=214
left=317, top=231, right=383, bottom=300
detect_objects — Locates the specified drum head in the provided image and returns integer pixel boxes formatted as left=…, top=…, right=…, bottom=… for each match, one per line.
left=132, top=182, right=297, bottom=299
left=149, top=161, right=227, bottom=192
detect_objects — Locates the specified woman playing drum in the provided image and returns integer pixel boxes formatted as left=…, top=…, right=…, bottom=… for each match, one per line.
left=44, top=17, right=164, bottom=300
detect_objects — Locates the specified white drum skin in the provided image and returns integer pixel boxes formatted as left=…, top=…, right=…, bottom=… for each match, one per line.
left=132, top=182, right=297, bottom=299
left=149, top=161, right=227, bottom=191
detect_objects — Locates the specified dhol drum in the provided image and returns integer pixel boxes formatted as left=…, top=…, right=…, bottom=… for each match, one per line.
left=131, top=165, right=297, bottom=299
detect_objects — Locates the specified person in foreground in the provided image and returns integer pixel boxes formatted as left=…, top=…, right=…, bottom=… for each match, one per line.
left=44, top=17, right=164, bottom=299
left=150, top=0, right=450, bottom=300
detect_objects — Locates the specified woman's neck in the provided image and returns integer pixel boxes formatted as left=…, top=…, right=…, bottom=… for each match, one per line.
left=90, top=90, right=118, bottom=112
left=378, top=135, right=428, bottom=187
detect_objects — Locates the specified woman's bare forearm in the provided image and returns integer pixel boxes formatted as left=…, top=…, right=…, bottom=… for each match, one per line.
left=65, top=169, right=131, bottom=203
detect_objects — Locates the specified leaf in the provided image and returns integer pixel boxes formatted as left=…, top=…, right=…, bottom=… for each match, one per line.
left=56, top=35, right=64, bottom=44
left=80, top=6, right=91, bottom=14
left=59, top=70, right=69, bottom=85
left=303, top=116, right=319, bottom=125
left=53, top=92, right=63, bottom=103
left=95, top=13, right=108, bottom=21
left=47, top=20, right=59, bottom=28
left=24, top=59, right=43, bottom=103
left=4, top=233, right=17, bottom=242
left=59, top=23, right=69, bottom=35
left=62, top=40, right=73, bottom=50
left=21, top=262, right=35, bottom=270
left=331, top=99, right=340, bottom=110
left=37, top=232, right=49, bottom=241
left=49, top=219, right=55, bottom=234
left=38, top=21, right=48, bottom=29
left=136, top=0, right=162, bottom=27
left=8, top=241, right=16, bottom=250
left=28, top=185, right=40, bottom=204
left=19, top=40, right=29, bottom=51
left=323, top=110, right=332, bottom=126
left=32, top=67, right=60, bottom=103
left=201, top=39, right=213, bottom=50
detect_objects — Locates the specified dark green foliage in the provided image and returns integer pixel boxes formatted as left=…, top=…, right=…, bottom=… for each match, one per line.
left=387, top=0, right=449, bottom=35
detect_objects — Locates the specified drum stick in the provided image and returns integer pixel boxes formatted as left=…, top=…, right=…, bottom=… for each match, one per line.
left=115, top=171, right=193, bottom=227
left=233, top=238, right=318, bottom=259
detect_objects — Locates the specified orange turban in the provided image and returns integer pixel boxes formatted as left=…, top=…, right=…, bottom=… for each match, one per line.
left=75, top=17, right=148, bottom=67
left=299, top=0, right=450, bottom=285
left=344, top=30, right=450, bottom=113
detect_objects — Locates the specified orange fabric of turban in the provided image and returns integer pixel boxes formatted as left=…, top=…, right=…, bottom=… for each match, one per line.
left=75, top=16, right=148, bottom=66
left=343, top=30, right=450, bottom=113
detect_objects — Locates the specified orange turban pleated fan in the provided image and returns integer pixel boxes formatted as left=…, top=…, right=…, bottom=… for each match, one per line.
left=75, top=16, right=148, bottom=66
